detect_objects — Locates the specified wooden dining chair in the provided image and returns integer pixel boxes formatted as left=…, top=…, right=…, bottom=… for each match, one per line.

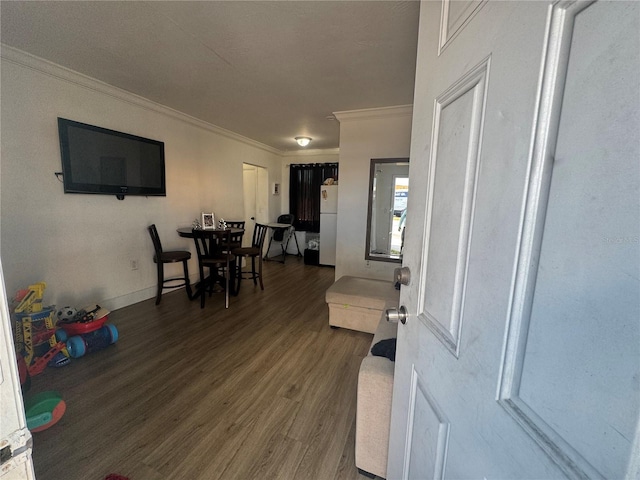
left=231, top=223, right=269, bottom=294
left=225, top=220, right=245, bottom=250
left=147, top=224, right=193, bottom=305
left=191, top=229, right=235, bottom=309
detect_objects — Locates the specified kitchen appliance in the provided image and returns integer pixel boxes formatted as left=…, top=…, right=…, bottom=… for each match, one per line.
left=320, top=185, right=338, bottom=266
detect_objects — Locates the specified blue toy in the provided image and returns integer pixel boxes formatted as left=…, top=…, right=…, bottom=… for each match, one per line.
left=56, top=324, right=118, bottom=358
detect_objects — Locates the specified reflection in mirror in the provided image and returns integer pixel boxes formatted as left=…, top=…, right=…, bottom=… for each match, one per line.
left=365, top=158, right=410, bottom=263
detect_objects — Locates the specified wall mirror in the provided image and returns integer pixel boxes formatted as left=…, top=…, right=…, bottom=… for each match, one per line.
left=365, top=158, right=409, bottom=263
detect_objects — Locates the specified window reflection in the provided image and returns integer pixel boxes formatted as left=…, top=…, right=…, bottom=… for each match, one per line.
left=365, top=158, right=410, bottom=263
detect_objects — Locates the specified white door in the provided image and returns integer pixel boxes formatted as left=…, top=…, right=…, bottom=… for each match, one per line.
left=389, top=1, right=639, bottom=479
left=243, top=164, right=258, bottom=247
left=0, top=260, right=35, bottom=479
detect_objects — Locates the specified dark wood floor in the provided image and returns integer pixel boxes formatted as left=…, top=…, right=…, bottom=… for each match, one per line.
left=28, top=257, right=374, bottom=480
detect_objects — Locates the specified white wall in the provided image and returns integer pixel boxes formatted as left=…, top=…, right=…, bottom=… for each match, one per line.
left=0, top=48, right=282, bottom=311
left=333, top=106, right=413, bottom=281
left=279, top=150, right=339, bottom=253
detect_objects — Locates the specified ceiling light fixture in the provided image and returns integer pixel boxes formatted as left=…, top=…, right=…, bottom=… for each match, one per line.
left=295, top=136, right=312, bottom=147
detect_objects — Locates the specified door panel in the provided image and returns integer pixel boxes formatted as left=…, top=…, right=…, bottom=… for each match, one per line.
left=389, top=1, right=640, bottom=479
left=405, top=368, right=450, bottom=479
left=422, top=59, right=488, bottom=356
left=439, top=0, right=488, bottom=53
left=499, top=2, right=640, bottom=478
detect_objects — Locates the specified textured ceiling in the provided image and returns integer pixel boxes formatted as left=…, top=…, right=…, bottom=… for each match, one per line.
left=1, top=1, right=419, bottom=152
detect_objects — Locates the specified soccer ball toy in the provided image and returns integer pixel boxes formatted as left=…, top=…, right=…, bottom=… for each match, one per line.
left=56, top=306, right=77, bottom=323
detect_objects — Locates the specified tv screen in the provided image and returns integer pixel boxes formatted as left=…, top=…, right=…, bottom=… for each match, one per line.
left=58, top=118, right=166, bottom=199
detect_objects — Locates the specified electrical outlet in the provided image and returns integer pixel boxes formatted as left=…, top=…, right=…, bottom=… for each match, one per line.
left=130, top=260, right=139, bottom=270
left=365, top=260, right=370, bottom=268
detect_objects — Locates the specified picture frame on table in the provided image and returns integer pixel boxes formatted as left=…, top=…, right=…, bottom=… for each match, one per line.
left=202, top=212, right=215, bottom=229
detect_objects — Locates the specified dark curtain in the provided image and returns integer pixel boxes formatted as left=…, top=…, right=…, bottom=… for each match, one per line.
left=289, top=163, right=338, bottom=232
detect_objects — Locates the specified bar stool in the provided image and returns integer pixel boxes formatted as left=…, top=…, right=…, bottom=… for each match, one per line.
left=231, top=223, right=269, bottom=294
left=225, top=220, right=245, bottom=251
left=191, top=229, right=235, bottom=309
left=147, top=224, right=193, bottom=305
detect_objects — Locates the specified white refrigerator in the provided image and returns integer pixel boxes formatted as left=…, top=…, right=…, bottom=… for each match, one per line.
left=320, top=185, right=338, bottom=266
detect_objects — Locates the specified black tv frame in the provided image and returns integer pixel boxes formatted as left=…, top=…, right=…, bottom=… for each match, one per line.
left=58, top=118, right=166, bottom=200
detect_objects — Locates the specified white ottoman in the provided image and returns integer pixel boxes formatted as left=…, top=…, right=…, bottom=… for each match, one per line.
left=325, top=276, right=399, bottom=334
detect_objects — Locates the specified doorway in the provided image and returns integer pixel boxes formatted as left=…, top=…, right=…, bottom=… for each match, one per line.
left=390, top=175, right=408, bottom=256
left=242, top=164, right=269, bottom=247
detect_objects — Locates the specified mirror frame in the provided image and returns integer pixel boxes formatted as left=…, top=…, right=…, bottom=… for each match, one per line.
left=364, top=157, right=409, bottom=264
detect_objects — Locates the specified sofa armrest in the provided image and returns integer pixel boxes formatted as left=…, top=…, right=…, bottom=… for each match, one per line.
left=356, top=355, right=395, bottom=478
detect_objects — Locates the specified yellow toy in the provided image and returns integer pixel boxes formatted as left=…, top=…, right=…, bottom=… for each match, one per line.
left=14, top=282, right=47, bottom=313
left=13, top=282, right=69, bottom=373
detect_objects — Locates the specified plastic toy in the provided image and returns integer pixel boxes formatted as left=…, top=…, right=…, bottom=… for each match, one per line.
left=14, top=306, right=59, bottom=371
left=57, top=324, right=118, bottom=358
left=14, top=282, right=47, bottom=313
left=54, top=303, right=117, bottom=359
left=55, top=306, right=77, bottom=323
left=16, top=354, right=31, bottom=393
left=12, top=282, right=68, bottom=376
left=57, top=304, right=110, bottom=336
left=28, top=341, right=66, bottom=376
left=48, top=351, right=71, bottom=368
left=24, top=391, right=66, bottom=432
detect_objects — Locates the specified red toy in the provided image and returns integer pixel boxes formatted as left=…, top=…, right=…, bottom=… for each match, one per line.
left=58, top=305, right=110, bottom=335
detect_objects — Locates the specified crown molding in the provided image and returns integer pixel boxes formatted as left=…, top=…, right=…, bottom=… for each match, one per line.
left=0, top=44, right=282, bottom=156
left=280, top=148, right=340, bottom=157
left=333, top=104, right=413, bottom=123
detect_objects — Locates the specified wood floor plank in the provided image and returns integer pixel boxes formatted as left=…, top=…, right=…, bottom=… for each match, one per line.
left=28, top=259, right=375, bottom=479
left=217, top=396, right=302, bottom=479
left=336, top=418, right=362, bottom=480
left=291, top=348, right=363, bottom=479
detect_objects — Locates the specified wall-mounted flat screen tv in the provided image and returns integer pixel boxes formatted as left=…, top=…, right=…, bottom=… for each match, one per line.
left=58, top=118, right=166, bottom=199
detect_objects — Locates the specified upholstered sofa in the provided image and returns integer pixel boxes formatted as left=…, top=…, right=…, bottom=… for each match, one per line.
left=356, top=315, right=397, bottom=478
left=325, top=275, right=399, bottom=478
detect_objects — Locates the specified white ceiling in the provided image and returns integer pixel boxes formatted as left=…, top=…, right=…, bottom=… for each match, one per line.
left=0, top=1, right=420, bottom=152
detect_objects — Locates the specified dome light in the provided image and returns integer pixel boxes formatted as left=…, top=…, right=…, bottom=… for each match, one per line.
left=295, top=136, right=312, bottom=147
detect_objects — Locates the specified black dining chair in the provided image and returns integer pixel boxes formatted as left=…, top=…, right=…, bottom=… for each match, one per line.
left=225, top=220, right=245, bottom=251
left=231, top=223, right=269, bottom=294
left=148, top=224, right=193, bottom=305
left=191, top=229, right=235, bottom=309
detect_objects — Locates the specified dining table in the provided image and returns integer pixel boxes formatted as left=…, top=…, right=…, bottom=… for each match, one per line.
left=177, top=226, right=244, bottom=240
left=177, top=226, right=245, bottom=300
